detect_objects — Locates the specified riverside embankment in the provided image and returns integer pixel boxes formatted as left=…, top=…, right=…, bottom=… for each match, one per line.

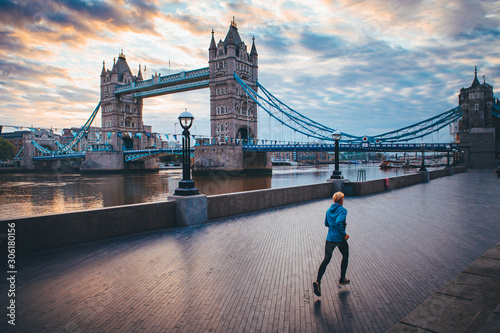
left=1, top=167, right=466, bottom=253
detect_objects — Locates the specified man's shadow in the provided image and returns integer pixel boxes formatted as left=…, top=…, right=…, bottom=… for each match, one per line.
left=338, top=289, right=353, bottom=319
left=313, top=288, right=352, bottom=329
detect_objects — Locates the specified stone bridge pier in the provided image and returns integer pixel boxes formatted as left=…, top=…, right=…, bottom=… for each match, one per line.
left=193, top=145, right=271, bottom=176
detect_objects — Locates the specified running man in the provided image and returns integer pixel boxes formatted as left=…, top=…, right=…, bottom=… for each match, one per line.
left=313, top=191, right=350, bottom=297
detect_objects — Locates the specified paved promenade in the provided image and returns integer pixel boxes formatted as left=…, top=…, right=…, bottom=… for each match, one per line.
left=1, top=169, right=499, bottom=332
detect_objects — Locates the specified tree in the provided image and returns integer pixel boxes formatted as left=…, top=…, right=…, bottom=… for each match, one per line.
left=0, top=137, right=15, bottom=160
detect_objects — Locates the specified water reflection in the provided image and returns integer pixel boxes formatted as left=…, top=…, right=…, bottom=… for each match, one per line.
left=194, top=174, right=271, bottom=195
left=0, top=164, right=430, bottom=219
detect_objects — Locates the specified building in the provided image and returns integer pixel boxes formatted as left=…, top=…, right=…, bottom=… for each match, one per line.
left=209, top=18, right=259, bottom=144
left=271, top=151, right=294, bottom=161
left=0, top=129, right=63, bottom=157
left=0, top=130, right=31, bottom=155
left=100, top=51, right=147, bottom=151
left=458, top=67, right=498, bottom=168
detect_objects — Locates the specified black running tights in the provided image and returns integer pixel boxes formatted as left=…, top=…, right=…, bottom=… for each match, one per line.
left=316, top=240, right=349, bottom=283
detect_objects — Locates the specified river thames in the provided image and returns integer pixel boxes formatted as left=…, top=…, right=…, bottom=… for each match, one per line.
left=0, top=164, right=433, bottom=219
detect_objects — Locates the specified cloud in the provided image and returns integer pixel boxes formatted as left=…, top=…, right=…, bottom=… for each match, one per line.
left=300, top=31, right=345, bottom=53
left=0, top=58, right=67, bottom=81
left=0, top=0, right=499, bottom=141
left=0, top=0, right=164, bottom=46
left=0, top=30, right=28, bottom=53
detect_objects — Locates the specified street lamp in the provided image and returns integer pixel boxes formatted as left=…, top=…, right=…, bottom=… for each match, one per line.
left=419, top=142, right=427, bottom=172
left=330, top=130, right=343, bottom=179
left=174, top=109, right=199, bottom=196
left=446, top=145, right=451, bottom=168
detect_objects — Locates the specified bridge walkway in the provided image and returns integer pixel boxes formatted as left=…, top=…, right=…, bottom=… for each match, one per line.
left=1, top=170, right=499, bottom=332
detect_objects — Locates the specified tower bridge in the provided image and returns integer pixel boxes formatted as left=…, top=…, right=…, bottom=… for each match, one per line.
left=14, top=19, right=500, bottom=172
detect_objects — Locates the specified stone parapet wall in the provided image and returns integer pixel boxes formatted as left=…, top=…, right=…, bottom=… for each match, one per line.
left=207, top=182, right=334, bottom=220
left=345, top=167, right=467, bottom=196
left=3, top=201, right=177, bottom=253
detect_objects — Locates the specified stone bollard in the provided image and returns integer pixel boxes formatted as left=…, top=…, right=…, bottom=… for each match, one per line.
left=168, top=194, right=208, bottom=227
left=327, top=178, right=351, bottom=195
left=420, top=171, right=429, bottom=183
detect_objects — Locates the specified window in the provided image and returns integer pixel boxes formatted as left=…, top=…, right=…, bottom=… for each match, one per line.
left=474, top=103, right=479, bottom=111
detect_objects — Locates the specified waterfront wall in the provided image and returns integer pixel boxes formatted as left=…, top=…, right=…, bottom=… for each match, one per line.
left=1, top=167, right=467, bottom=253
left=343, top=166, right=467, bottom=196
left=207, top=182, right=334, bottom=220
left=4, top=201, right=177, bottom=253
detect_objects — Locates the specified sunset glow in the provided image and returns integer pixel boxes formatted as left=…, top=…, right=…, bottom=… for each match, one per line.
left=1, top=0, right=499, bottom=140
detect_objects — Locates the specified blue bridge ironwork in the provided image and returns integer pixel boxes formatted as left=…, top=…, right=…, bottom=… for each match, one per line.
left=29, top=63, right=500, bottom=163
left=32, top=153, right=86, bottom=161
left=234, top=73, right=464, bottom=144
left=241, top=142, right=458, bottom=153
left=123, top=148, right=187, bottom=162
left=114, top=68, right=209, bottom=98
left=31, top=142, right=458, bottom=163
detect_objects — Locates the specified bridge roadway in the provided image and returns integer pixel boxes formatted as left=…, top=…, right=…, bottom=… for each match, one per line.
left=1, top=170, right=499, bottom=332
left=32, top=142, right=458, bottom=162
left=113, top=67, right=209, bottom=98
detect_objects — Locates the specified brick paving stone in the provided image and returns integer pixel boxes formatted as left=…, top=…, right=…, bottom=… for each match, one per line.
left=0, top=169, right=499, bottom=332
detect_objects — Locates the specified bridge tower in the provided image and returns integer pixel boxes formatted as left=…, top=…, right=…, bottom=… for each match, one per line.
left=100, top=51, right=145, bottom=151
left=458, top=67, right=496, bottom=168
left=209, top=18, right=259, bottom=144
left=194, top=20, right=270, bottom=175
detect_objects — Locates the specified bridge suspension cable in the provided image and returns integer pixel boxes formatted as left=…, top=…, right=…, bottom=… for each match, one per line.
left=31, top=102, right=101, bottom=156
left=234, top=73, right=346, bottom=142
left=31, top=140, right=56, bottom=155
left=234, top=73, right=462, bottom=143
left=57, top=102, right=101, bottom=154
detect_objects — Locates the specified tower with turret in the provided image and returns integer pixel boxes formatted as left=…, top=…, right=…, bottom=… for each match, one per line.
left=458, top=67, right=497, bottom=167
left=209, top=18, right=259, bottom=144
left=100, top=51, right=145, bottom=151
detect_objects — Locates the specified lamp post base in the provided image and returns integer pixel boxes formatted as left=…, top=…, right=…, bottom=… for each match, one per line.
left=330, top=170, right=344, bottom=179
left=174, top=180, right=199, bottom=196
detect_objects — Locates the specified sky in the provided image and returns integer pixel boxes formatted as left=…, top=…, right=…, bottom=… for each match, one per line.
left=1, top=0, right=499, bottom=143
